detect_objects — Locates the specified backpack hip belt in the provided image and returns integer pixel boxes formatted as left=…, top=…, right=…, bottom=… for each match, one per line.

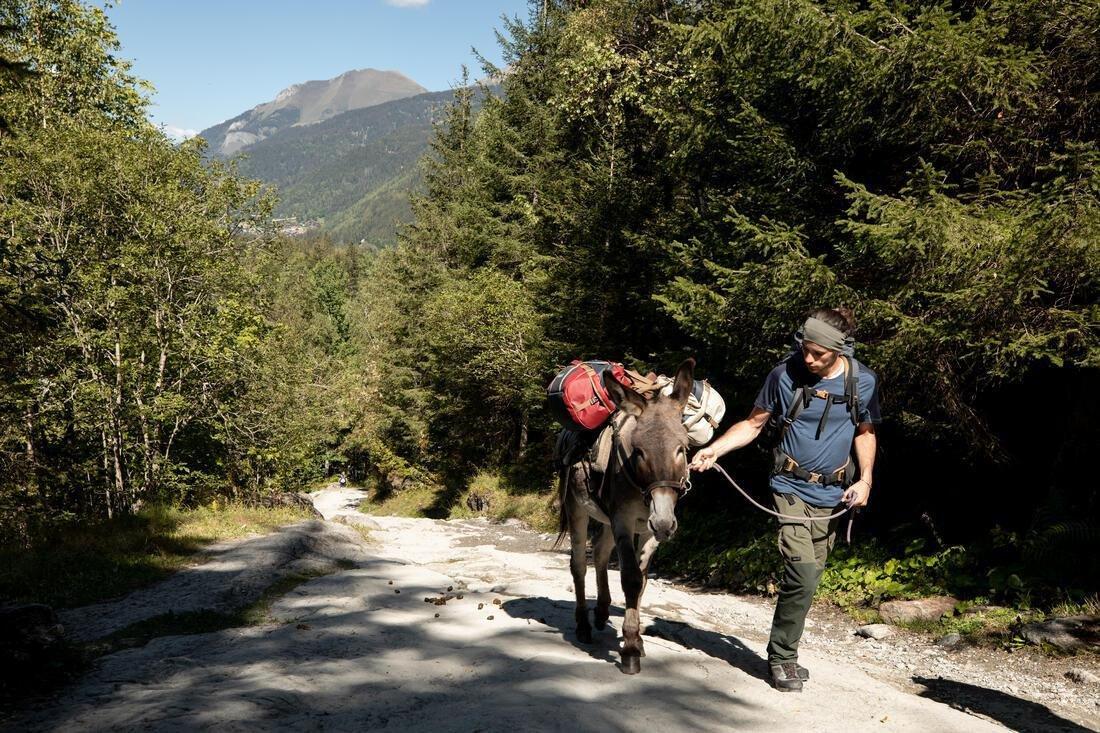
left=772, top=449, right=854, bottom=487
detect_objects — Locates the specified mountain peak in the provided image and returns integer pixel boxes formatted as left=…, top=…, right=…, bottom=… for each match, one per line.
left=201, top=69, right=427, bottom=157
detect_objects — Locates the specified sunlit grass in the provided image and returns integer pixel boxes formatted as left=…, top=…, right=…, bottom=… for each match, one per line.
left=358, top=484, right=439, bottom=517
left=356, top=471, right=558, bottom=533
left=447, top=471, right=558, bottom=533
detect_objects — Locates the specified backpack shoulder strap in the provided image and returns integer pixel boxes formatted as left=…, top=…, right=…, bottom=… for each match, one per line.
left=844, top=356, right=861, bottom=425
left=778, top=381, right=811, bottom=443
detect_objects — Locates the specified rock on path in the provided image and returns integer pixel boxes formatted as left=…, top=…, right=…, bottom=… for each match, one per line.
left=8, top=486, right=1097, bottom=732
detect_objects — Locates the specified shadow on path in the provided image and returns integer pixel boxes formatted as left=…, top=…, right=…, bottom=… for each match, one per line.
left=11, top=591, right=754, bottom=731
left=913, top=676, right=1094, bottom=733
left=643, top=617, right=770, bottom=684
left=503, top=596, right=770, bottom=683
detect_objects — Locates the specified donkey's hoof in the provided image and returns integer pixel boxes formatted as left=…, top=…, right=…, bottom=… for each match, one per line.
left=577, top=626, right=593, bottom=644
left=621, top=653, right=641, bottom=675
left=594, top=615, right=608, bottom=631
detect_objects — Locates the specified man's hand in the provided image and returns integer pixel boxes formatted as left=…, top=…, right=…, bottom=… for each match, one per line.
left=690, top=447, right=718, bottom=471
left=842, top=479, right=871, bottom=507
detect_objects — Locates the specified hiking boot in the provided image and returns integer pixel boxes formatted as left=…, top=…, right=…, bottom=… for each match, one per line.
left=796, top=663, right=810, bottom=681
left=770, top=662, right=804, bottom=692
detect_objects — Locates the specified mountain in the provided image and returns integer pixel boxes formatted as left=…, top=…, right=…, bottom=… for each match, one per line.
left=231, top=88, right=461, bottom=246
left=223, top=87, right=495, bottom=247
left=199, top=69, right=427, bottom=157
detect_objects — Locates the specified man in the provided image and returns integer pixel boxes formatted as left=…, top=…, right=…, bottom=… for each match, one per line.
left=691, top=307, right=881, bottom=692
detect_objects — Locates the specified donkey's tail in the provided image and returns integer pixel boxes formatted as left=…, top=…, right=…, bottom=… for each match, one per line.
left=553, top=466, right=570, bottom=549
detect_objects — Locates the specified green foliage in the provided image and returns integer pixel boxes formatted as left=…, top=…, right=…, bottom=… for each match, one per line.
left=0, top=0, right=282, bottom=536
left=819, top=540, right=979, bottom=607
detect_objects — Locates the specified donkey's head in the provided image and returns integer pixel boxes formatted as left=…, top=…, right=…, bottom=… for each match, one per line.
left=602, top=359, right=695, bottom=541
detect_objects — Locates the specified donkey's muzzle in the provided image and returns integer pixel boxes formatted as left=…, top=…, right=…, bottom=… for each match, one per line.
left=648, top=516, right=678, bottom=542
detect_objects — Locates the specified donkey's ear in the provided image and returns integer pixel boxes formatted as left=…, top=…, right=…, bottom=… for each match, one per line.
left=669, top=358, right=696, bottom=408
left=603, top=369, right=646, bottom=417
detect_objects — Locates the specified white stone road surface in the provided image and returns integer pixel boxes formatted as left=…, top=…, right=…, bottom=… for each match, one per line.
left=7, top=486, right=1094, bottom=732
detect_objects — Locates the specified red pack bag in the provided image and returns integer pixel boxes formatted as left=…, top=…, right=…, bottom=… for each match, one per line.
left=546, top=360, right=629, bottom=431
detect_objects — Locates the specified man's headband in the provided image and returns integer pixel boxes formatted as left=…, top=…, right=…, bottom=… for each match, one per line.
left=798, top=317, right=854, bottom=355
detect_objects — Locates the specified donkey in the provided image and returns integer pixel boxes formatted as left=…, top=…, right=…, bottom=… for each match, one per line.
left=557, top=359, right=695, bottom=674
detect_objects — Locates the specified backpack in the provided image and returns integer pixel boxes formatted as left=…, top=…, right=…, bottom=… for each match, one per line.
left=660, top=379, right=726, bottom=447
left=547, top=360, right=630, bottom=432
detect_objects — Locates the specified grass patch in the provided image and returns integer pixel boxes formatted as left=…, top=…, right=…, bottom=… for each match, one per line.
left=447, top=471, right=558, bottom=533
left=355, top=471, right=558, bottom=533
left=358, top=484, right=439, bottom=517
left=0, top=503, right=313, bottom=609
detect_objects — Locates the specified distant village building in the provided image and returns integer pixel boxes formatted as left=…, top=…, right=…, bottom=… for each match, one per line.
left=272, top=217, right=317, bottom=237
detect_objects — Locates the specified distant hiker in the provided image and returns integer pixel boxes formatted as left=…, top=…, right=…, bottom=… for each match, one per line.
left=339, top=473, right=347, bottom=488
left=691, top=307, right=881, bottom=693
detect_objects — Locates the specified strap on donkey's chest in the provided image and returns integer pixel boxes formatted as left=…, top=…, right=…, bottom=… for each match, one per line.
left=778, top=356, right=861, bottom=441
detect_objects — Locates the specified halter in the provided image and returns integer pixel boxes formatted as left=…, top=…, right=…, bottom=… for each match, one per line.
left=609, top=414, right=692, bottom=505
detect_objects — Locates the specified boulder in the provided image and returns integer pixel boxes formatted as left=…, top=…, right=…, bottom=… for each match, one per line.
left=465, top=491, right=490, bottom=513
left=1021, top=615, right=1100, bottom=653
left=259, top=491, right=323, bottom=518
left=0, top=603, right=65, bottom=664
left=935, top=632, right=963, bottom=648
left=0, top=603, right=77, bottom=695
left=856, top=624, right=893, bottom=640
left=878, top=596, right=958, bottom=624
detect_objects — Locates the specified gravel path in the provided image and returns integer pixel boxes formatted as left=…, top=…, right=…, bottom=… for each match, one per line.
left=7, top=486, right=1097, bottom=732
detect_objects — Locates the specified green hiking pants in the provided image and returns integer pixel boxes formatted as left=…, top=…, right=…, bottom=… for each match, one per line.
left=766, top=491, right=842, bottom=665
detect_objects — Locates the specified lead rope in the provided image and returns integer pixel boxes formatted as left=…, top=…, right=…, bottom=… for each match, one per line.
left=711, top=464, right=858, bottom=544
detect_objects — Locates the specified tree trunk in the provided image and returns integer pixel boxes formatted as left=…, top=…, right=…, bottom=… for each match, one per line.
left=516, top=410, right=529, bottom=460
left=101, top=428, right=113, bottom=520
left=23, top=408, right=45, bottom=513
left=110, top=335, right=128, bottom=512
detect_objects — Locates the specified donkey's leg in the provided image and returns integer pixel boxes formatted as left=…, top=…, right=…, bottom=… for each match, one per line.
left=566, top=484, right=593, bottom=644
left=613, top=515, right=645, bottom=674
left=593, top=523, right=614, bottom=630
left=636, top=532, right=660, bottom=596
left=633, top=533, right=660, bottom=658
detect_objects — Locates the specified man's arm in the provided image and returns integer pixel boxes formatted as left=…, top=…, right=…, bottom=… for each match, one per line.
left=690, top=407, right=771, bottom=471
left=842, top=422, right=876, bottom=507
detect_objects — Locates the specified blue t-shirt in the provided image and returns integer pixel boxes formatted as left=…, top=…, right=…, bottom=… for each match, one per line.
left=754, top=356, right=881, bottom=507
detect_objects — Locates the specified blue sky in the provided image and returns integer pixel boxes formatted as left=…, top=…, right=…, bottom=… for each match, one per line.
left=105, top=0, right=532, bottom=139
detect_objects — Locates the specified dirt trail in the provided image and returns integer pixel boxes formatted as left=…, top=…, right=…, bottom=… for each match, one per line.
left=7, top=486, right=1097, bottom=732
